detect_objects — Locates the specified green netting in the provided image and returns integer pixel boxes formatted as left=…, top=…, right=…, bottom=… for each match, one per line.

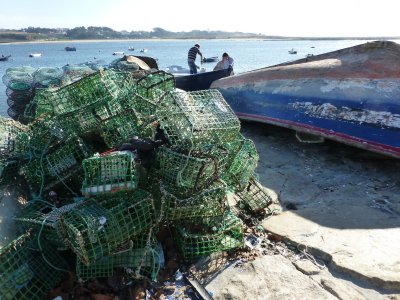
left=101, top=110, right=143, bottom=148
left=54, top=93, right=128, bottom=138
left=2, top=71, right=34, bottom=91
left=55, top=105, right=103, bottom=137
left=157, top=89, right=240, bottom=149
left=0, top=159, right=19, bottom=187
left=23, top=88, right=57, bottom=123
left=15, top=118, right=72, bottom=156
left=136, top=70, right=175, bottom=100
left=222, top=137, right=259, bottom=192
left=175, top=211, right=244, bottom=261
left=108, top=71, right=138, bottom=91
left=0, top=232, right=67, bottom=300
left=76, top=230, right=160, bottom=281
left=82, top=151, right=137, bottom=196
left=155, top=146, right=227, bottom=192
left=33, top=67, right=64, bottom=87
left=0, top=117, right=28, bottom=158
left=60, top=190, right=155, bottom=265
left=159, top=180, right=227, bottom=221
left=123, top=92, right=159, bottom=123
left=62, top=64, right=95, bottom=84
left=236, top=177, right=273, bottom=213
left=20, top=138, right=91, bottom=190
left=115, top=60, right=140, bottom=72
left=46, top=69, right=120, bottom=116
left=14, top=201, right=78, bottom=249
left=83, top=60, right=107, bottom=72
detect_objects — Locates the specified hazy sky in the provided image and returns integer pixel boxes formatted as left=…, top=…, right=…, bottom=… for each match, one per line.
left=0, top=0, right=398, bottom=37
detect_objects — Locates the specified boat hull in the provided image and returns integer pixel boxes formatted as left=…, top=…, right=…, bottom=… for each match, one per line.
left=211, top=41, right=400, bottom=158
left=175, top=68, right=232, bottom=91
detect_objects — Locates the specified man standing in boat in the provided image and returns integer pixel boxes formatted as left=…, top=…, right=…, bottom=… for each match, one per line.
left=187, top=44, right=203, bottom=74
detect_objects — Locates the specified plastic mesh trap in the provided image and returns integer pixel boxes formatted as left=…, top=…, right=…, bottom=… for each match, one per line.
left=76, top=231, right=160, bottom=281
left=15, top=118, right=72, bottom=156
left=2, top=71, right=34, bottom=91
left=222, top=137, right=259, bottom=192
left=62, top=64, right=95, bottom=84
left=101, top=109, right=143, bottom=148
left=136, top=71, right=175, bottom=100
left=20, top=138, right=91, bottom=189
left=14, top=201, right=78, bottom=249
left=0, top=117, right=27, bottom=158
left=60, top=190, right=155, bottom=265
left=155, top=146, right=226, bottom=192
left=82, top=151, right=137, bottom=196
left=22, top=88, right=55, bottom=123
left=175, top=211, right=244, bottom=261
left=0, top=232, right=67, bottom=300
left=160, top=180, right=227, bottom=221
left=157, top=89, right=240, bottom=149
left=236, top=177, right=273, bottom=213
left=33, top=67, right=64, bottom=87
left=124, top=92, right=158, bottom=123
left=47, top=69, right=120, bottom=115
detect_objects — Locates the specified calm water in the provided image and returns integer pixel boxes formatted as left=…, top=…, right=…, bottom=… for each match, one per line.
left=0, top=38, right=397, bottom=117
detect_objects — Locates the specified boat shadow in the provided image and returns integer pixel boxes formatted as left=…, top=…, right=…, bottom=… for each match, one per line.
left=241, top=120, right=400, bottom=230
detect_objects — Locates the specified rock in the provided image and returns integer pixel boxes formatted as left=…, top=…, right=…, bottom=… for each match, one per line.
left=206, top=255, right=336, bottom=300
left=320, top=278, right=367, bottom=300
left=293, top=259, right=321, bottom=275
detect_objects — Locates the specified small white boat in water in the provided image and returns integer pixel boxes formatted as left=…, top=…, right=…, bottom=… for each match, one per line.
left=140, top=48, right=148, bottom=53
left=29, top=53, right=41, bottom=57
left=164, top=65, right=206, bottom=76
left=112, top=51, right=124, bottom=56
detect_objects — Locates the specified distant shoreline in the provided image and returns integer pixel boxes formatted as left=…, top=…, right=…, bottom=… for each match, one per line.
left=1, top=36, right=399, bottom=45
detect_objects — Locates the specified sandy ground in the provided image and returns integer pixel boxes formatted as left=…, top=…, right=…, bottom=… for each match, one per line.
left=204, top=121, right=400, bottom=300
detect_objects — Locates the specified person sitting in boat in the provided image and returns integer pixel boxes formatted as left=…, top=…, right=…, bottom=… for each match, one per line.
left=213, top=52, right=234, bottom=74
left=187, top=44, right=203, bottom=74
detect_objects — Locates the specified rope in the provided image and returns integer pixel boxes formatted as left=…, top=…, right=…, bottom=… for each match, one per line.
left=37, top=213, right=69, bottom=273
left=296, top=244, right=325, bottom=270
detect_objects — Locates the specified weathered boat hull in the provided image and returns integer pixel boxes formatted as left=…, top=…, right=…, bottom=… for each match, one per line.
left=211, top=41, right=400, bottom=158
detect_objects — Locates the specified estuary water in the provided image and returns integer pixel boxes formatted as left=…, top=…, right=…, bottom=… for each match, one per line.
left=0, top=38, right=397, bottom=117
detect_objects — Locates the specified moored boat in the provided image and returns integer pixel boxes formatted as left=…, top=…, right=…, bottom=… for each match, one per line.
left=0, top=55, right=11, bottom=61
left=211, top=41, right=400, bottom=158
left=29, top=53, right=41, bottom=57
left=112, top=51, right=124, bottom=56
left=65, top=46, right=76, bottom=51
left=203, top=56, right=219, bottom=63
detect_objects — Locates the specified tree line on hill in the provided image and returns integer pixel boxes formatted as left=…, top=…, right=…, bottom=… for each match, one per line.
left=2, top=27, right=394, bottom=43
left=0, top=26, right=267, bottom=42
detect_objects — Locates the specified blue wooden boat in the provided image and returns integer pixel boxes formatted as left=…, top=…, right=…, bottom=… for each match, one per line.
left=175, top=67, right=233, bottom=92
left=211, top=41, right=400, bottom=158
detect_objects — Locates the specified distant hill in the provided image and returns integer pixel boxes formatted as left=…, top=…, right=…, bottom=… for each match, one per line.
left=0, top=26, right=398, bottom=43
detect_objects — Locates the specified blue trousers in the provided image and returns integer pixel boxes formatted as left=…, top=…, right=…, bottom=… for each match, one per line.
left=188, top=60, right=197, bottom=74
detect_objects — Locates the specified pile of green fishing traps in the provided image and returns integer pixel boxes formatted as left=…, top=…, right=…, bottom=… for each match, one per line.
left=0, top=66, right=272, bottom=299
